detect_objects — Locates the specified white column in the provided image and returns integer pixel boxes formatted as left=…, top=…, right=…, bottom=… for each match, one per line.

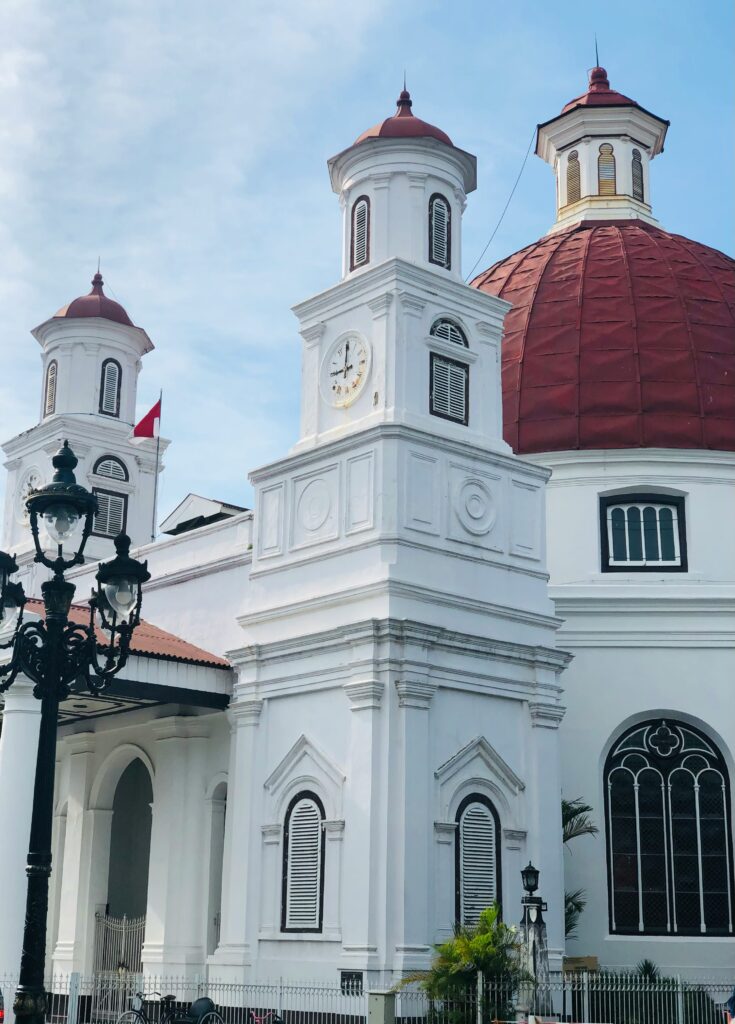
left=392, top=677, right=437, bottom=975
left=209, top=698, right=262, bottom=981
left=527, top=700, right=566, bottom=971
left=142, top=717, right=209, bottom=977
left=53, top=733, right=97, bottom=975
left=0, top=678, right=41, bottom=975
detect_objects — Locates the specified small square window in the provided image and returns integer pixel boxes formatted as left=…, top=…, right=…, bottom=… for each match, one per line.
left=430, top=353, right=468, bottom=425
left=599, top=494, right=687, bottom=573
left=340, top=971, right=363, bottom=995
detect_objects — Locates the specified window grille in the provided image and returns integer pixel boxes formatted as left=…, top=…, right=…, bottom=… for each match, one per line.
left=429, top=194, right=451, bottom=269
left=100, top=359, right=121, bottom=417
left=44, top=360, right=58, bottom=416
left=94, top=456, right=128, bottom=482
left=598, top=144, right=616, bottom=196
left=455, top=795, right=501, bottom=925
left=431, top=353, right=468, bottom=425
left=430, top=318, right=467, bottom=347
left=566, top=151, right=581, bottom=204
left=351, top=197, right=370, bottom=270
left=282, top=792, right=324, bottom=932
left=600, top=495, right=686, bottom=571
left=93, top=489, right=127, bottom=537
left=605, top=718, right=734, bottom=936
left=632, top=149, right=644, bottom=202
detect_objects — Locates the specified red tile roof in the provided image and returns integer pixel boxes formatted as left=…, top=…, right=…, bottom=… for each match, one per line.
left=355, top=89, right=453, bottom=147
left=24, top=597, right=230, bottom=669
left=472, top=221, right=735, bottom=455
left=54, top=273, right=134, bottom=327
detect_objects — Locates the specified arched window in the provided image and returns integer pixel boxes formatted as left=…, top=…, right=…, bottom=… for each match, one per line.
left=429, top=194, right=451, bottom=269
left=605, top=718, right=734, bottom=936
left=281, top=791, right=325, bottom=932
left=430, top=318, right=468, bottom=347
left=598, top=144, right=616, bottom=196
left=44, top=360, right=58, bottom=416
left=350, top=196, right=370, bottom=270
left=93, top=456, right=129, bottom=482
left=632, top=149, right=644, bottom=202
left=455, top=794, right=501, bottom=925
left=99, top=359, right=122, bottom=417
left=566, top=151, right=580, bottom=204
left=600, top=493, right=687, bottom=572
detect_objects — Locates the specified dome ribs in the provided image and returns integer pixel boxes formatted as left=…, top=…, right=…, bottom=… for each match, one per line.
left=473, top=221, right=735, bottom=454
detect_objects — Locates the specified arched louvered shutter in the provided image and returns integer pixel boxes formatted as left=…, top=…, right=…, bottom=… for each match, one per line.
left=44, top=360, right=57, bottom=416
left=351, top=197, right=370, bottom=270
left=429, top=194, right=451, bottom=269
left=430, top=318, right=467, bottom=346
left=100, top=359, right=121, bottom=417
left=283, top=793, right=324, bottom=931
left=566, top=151, right=580, bottom=204
left=94, top=456, right=128, bottom=481
left=632, top=149, right=644, bottom=202
left=456, top=796, right=501, bottom=925
left=598, top=144, right=616, bottom=196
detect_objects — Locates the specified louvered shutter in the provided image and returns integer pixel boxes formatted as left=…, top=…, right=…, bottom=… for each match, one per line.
left=44, top=361, right=57, bottom=416
left=431, top=356, right=467, bottom=423
left=430, top=196, right=450, bottom=268
left=598, top=145, right=616, bottom=196
left=431, top=319, right=467, bottom=346
left=96, top=458, right=127, bottom=481
left=566, top=152, right=580, bottom=204
left=100, top=361, right=120, bottom=416
left=352, top=199, right=369, bottom=268
left=631, top=150, right=644, bottom=202
left=94, top=491, right=126, bottom=537
left=459, top=802, right=497, bottom=925
left=285, top=798, right=322, bottom=930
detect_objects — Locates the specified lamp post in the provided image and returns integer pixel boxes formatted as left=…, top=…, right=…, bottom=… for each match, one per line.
left=518, top=862, right=552, bottom=1018
left=0, top=440, right=150, bottom=1024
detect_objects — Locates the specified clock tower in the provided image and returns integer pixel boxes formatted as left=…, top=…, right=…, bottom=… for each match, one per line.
left=213, top=91, right=570, bottom=985
left=1, top=273, right=166, bottom=587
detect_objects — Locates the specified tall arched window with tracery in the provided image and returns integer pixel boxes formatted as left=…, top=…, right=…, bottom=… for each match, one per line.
left=631, top=149, right=644, bottom=202
left=566, top=151, right=580, bottom=204
left=605, top=718, right=734, bottom=936
left=598, top=144, right=616, bottom=196
left=455, top=794, right=501, bottom=925
left=281, top=791, right=325, bottom=932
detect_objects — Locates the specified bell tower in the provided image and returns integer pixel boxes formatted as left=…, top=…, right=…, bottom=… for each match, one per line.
left=2, top=272, right=166, bottom=575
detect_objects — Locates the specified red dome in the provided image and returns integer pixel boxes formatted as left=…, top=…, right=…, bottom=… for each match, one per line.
left=54, top=272, right=134, bottom=326
left=355, top=89, right=453, bottom=147
left=472, top=221, right=735, bottom=455
left=560, top=66, right=637, bottom=114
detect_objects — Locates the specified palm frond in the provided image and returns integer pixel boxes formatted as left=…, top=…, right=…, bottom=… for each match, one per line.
left=562, top=797, right=599, bottom=844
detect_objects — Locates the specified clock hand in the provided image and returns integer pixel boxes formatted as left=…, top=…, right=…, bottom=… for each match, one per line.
left=343, top=340, right=350, bottom=377
left=331, top=365, right=353, bottom=377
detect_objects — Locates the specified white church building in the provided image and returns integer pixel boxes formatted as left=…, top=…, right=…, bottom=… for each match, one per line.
left=0, top=66, right=733, bottom=989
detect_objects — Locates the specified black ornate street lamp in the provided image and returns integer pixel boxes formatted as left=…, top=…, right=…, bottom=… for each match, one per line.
left=0, top=440, right=150, bottom=1024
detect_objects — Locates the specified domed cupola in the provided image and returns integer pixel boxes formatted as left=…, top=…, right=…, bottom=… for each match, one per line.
left=328, top=88, right=476, bottom=280
left=536, top=66, right=669, bottom=232
left=473, top=69, right=735, bottom=457
left=54, top=271, right=135, bottom=326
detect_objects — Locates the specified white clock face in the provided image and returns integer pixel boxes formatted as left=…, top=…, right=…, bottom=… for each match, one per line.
left=15, top=468, right=43, bottom=525
left=321, top=335, right=370, bottom=408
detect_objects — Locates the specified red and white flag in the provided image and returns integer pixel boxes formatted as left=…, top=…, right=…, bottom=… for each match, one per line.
left=129, top=398, right=161, bottom=445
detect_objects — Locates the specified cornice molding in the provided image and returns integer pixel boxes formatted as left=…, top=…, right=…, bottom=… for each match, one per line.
left=528, top=701, right=566, bottom=729
left=395, top=678, right=437, bottom=709
left=228, top=698, right=263, bottom=727
left=343, top=679, right=384, bottom=710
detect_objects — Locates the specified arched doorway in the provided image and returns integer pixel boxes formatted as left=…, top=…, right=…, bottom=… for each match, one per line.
left=107, top=758, right=153, bottom=917
left=207, top=781, right=227, bottom=955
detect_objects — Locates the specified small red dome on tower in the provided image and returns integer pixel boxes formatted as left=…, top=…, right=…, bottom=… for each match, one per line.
left=560, top=66, right=637, bottom=114
left=355, top=88, right=453, bottom=147
left=473, top=221, right=735, bottom=455
left=54, top=272, right=134, bottom=327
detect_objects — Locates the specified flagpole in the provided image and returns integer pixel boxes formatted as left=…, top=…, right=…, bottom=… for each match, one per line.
left=151, top=389, right=162, bottom=542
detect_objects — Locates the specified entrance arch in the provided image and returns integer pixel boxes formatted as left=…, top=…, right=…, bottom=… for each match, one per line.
left=107, top=758, right=153, bottom=917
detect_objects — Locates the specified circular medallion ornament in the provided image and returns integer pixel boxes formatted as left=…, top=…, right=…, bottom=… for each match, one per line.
left=455, top=478, right=495, bottom=535
left=320, top=334, right=371, bottom=408
left=297, top=478, right=331, bottom=532
left=15, top=468, right=43, bottom=525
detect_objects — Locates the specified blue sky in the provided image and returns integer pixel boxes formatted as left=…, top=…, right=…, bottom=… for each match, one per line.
left=0, top=0, right=732, bottom=523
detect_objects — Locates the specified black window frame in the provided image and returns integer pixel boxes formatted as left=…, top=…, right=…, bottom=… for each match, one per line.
left=599, top=493, right=687, bottom=573
left=350, top=195, right=371, bottom=271
left=430, top=351, right=469, bottom=426
left=428, top=193, right=451, bottom=270
left=99, top=358, right=122, bottom=418
left=92, top=487, right=128, bottom=539
left=280, top=789, right=326, bottom=934
left=454, top=793, right=502, bottom=926
left=93, top=455, right=129, bottom=482
left=604, top=717, right=735, bottom=938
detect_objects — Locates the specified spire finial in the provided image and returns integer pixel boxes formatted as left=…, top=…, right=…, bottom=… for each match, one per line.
left=595, top=34, right=599, bottom=68
left=403, top=69, right=406, bottom=91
